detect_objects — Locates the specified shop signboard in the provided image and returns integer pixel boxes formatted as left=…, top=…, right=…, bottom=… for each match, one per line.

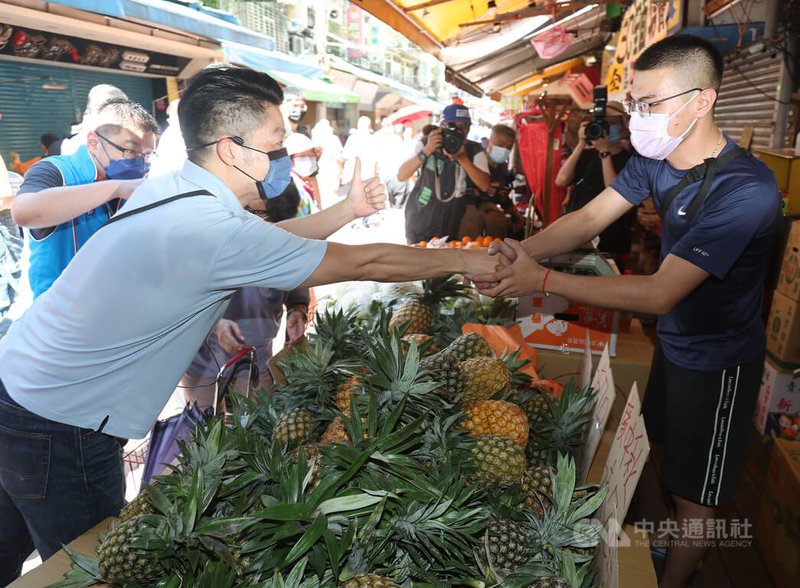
left=0, top=22, right=190, bottom=77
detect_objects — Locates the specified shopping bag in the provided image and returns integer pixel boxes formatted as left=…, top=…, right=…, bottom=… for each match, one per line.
left=140, top=347, right=255, bottom=489
left=140, top=401, right=209, bottom=489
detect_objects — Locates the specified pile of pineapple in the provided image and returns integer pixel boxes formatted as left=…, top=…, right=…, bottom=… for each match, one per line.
left=54, top=278, right=605, bottom=588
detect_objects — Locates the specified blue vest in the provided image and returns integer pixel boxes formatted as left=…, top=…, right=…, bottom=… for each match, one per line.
left=27, top=145, right=114, bottom=298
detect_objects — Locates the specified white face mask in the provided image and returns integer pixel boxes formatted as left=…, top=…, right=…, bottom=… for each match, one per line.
left=629, top=92, right=699, bottom=160
left=292, top=156, right=318, bottom=178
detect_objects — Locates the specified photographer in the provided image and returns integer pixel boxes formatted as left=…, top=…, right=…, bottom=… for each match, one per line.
left=556, top=98, right=633, bottom=262
left=398, top=105, right=490, bottom=243
left=460, top=124, right=524, bottom=239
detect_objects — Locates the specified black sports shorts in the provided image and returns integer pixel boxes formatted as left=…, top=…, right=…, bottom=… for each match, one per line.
left=642, top=343, right=764, bottom=507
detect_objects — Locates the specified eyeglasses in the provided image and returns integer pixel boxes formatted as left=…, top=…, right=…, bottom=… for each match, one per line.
left=622, top=88, right=703, bottom=117
left=188, top=136, right=287, bottom=160
left=96, top=132, right=154, bottom=161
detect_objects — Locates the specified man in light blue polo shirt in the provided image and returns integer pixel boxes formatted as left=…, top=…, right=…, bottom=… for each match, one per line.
left=0, top=66, right=498, bottom=584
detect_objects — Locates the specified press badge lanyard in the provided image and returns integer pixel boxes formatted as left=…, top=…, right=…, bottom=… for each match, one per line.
left=658, top=147, right=748, bottom=221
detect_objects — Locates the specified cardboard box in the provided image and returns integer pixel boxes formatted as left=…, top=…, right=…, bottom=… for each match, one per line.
left=536, top=319, right=654, bottom=424
left=517, top=293, right=619, bottom=356
left=761, top=411, right=800, bottom=449
left=516, top=251, right=620, bottom=356
left=777, top=220, right=800, bottom=302
left=753, top=355, right=800, bottom=435
left=756, top=148, right=798, bottom=193
left=756, top=439, right=800, bottom=587
left=766, top=291, right=800, bottom=367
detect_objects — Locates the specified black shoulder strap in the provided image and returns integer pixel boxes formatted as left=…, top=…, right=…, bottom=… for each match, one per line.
left=100, top=189, right=213, bottom=229
left=659, top=147, right=749, bottom=220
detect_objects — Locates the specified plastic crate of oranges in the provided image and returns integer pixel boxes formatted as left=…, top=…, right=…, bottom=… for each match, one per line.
left=414, top=235, right=503, bottom=249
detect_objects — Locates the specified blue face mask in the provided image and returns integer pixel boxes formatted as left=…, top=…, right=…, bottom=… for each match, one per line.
left=103, top=157, right=149, bottom=180
left=226, top=137, right=292, bottom=200
left=489, top=145, right=510, bottom=164
left=257, top=149, right=292, bottom=200
left=608, top=124, right=623, bottom=145
left=97, top=136, right=150, bottom=179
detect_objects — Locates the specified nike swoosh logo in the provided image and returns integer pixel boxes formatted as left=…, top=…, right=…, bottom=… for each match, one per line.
left=677, top=206, right=687, bottom=216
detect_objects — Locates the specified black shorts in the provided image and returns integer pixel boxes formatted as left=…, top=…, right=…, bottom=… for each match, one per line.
left=642, top=344, right=763, bottom=507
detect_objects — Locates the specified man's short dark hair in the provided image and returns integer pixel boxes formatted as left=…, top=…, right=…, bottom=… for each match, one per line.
left=282, top=86, right=305, bottom=102
left=179, top=66, right=284, bottom=162
left=40, top=133, right=59, bottom=148
left=492, top=124, right=516, bottom=142
left=634, top=34, right=724, bottom=93
left=94, top=99, right=159, bottom=137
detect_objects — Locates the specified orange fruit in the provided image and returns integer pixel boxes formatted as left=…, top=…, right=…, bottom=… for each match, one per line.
left=448, top=241, right=458, bottom=248
left=462, top=236, right=472, bottom=244
left=417, top=241, right=427, bottom=248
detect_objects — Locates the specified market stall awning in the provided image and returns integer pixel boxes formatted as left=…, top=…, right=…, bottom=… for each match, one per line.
left=356, top=1, right=611, bottom=96
left=266, top=70, right=359, bottom=104
left=328, top=55, right=442, bottom=111
left=40, top=0, right=275, bottom=50
left=221, top=42, right=323, bottom=78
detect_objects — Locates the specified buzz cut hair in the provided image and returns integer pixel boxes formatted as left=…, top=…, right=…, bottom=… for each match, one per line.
left=93, top=98, right=160, bottom=137
left=492, top=124, right=516, bottom=142
left=634, top=34, right=724, bottom=93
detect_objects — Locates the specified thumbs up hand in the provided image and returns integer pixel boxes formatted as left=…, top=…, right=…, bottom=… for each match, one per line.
left=345, top=156, right=387, bottom=219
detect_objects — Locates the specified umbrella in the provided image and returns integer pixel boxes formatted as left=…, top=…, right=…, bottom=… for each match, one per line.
left=384, top=104, right=433, bottom=126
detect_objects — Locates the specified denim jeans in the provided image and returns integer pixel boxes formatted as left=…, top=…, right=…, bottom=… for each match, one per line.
left=0, top=379, right=125, bottom=586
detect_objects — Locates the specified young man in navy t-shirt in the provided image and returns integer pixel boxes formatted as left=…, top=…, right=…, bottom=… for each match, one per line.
left=475, top=35, right=780, bottom=587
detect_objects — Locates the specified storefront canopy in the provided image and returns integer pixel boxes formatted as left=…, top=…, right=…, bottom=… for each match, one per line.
left=328, top=56, right=442, bottom=111
left=39, top=0, right=275, bottom=50
left=265, top=70, right=359, bottom=104
left=356, top=0, right=610, bottom=97
left=221, top=41, right=323, bottom=78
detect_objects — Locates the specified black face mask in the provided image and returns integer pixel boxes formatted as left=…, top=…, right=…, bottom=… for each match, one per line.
left=288, top=106, right=307, bottom=123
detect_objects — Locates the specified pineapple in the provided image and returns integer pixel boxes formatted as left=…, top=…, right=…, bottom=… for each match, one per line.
left=288, top=443, right=323, bottom=491
left=443, top=332, right=491, bottom=360
left=527, top=379, right=597, bottom=468
left=272, top=407, right=315, bottom=446
left=461, top=400, right=529, bottom=448
left=400, top=333, right=438, bottom=356
left=460, top=357, right=511, bottom=403
left=471, top=434, right=527, bottom=487
left=320, top=416, right=351, bottom=445
left=524, top=392, right=552, bottom=426
left=519, top=465, right=553, bottom=518
left=97, top=516, right=164, bottom=586
left=336, top=372, right=366, bottom=415
left=483, top=519, right=533, bottom=571
left=419, top=351, right=464, bottom=397
left=388, top=276, right=466, bottom=334
left=118, top=488, right=155, bottom=522
left=341, top=573, right=403, bottom=587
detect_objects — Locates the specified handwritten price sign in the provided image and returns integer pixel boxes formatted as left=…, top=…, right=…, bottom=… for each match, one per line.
left=595, top=383, right=651, bottom=588
left=578, top=344, right=615, bottom=483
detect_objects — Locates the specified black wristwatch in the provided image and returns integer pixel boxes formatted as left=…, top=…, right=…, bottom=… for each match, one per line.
left=417, top=151, right=428, bottom=163
left=599, top=151, right=611, bottom=159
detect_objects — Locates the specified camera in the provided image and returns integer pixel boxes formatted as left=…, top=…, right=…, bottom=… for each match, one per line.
left=440, top=122, right=466, bottom=155
left=584, top=85, right=608, bottom=145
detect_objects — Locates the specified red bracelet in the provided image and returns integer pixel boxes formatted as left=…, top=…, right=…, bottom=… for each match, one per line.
left=542, top=269, right=552, bottom=296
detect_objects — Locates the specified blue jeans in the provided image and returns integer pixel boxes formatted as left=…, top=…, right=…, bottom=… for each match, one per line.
left=0, top=379, right=125, bottom=586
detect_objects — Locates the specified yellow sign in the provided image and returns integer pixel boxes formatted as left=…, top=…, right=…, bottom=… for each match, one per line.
left=605, top=0, right=682, bottom=99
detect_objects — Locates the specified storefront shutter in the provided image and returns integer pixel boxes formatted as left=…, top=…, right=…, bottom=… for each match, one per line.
left=715, top=49, right=785, bottom=151
left=0, top=60, right=154, bottom=161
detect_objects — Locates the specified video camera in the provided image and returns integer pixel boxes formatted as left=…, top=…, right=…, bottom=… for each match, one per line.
left=584, top=85, right=608, bottom=145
